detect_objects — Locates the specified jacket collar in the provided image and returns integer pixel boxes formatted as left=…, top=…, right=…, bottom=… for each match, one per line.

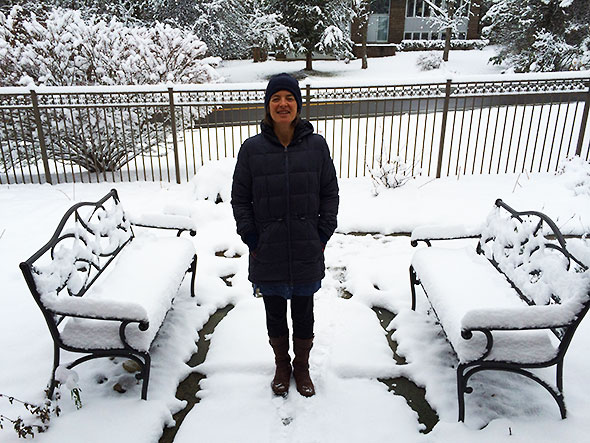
left=261, top=119, right=314, bottom=147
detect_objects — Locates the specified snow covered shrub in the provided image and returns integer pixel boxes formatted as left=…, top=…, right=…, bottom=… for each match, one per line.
left=369, top=157, right=417, bottom=195
left=416, top=52, right=443, bottom=71
left=0, top=6, right=220, bottom=174
left=55, top=366, right=82, bottom=410
left=557, top=156, right=590, bottom=197
left=399, top=39, right=488, bottom=51
left=47, top=108, right=167, bottom=174
left=0, top=7, right=220, bottom=86
left=191, top=158, right=235, bottom=203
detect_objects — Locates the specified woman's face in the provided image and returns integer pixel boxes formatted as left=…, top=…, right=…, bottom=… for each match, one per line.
left=269, top=90, right=297, bottom=125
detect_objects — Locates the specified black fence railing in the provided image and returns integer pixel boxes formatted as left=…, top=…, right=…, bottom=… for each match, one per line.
left=1, top=74, right=589, bottom=185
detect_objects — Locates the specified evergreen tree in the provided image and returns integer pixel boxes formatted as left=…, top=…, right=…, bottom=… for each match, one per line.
left=156, top=0, right=251, bottom=59
left=246, top=1, right=293, bottom=62
left=483, top=0, right=590, bottom=72
left=271, top=0, right=353, bottom=71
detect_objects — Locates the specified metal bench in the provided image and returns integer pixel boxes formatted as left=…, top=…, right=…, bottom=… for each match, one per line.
left=409, top=199, right=590, bottom=421
left=20, top=189, right=198, bottom=400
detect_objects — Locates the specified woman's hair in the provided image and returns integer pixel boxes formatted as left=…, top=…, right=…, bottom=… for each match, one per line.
left=263, top=109, right=301, bottom=128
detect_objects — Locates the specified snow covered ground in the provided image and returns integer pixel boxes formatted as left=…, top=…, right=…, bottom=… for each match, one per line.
left=215, top=46, right=507, bottom=84
left=1, top=51, right=590, bottom=443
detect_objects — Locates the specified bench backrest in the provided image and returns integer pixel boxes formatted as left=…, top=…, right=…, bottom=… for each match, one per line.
left=478, top=199, right=590, bottom=340
left=20, top=189, right=133, bottom=332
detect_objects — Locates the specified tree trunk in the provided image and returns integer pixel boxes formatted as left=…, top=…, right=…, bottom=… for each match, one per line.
left=305, top=50, right=313, bottom=71
left=443, top=1, right=456, bottom=62
left=361, top=18, right=368, bottom=70
left=252, top=47, right=262, bottom=63
left=443, top=26, right=451, bottom=62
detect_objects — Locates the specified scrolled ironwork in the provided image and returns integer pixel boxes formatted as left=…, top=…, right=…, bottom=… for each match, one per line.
left=412, top=199, right=590, bottom=421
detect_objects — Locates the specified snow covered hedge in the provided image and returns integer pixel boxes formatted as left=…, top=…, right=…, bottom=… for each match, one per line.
left=398, top=39, right=488, bottom=52
left=0, top=6, right=220, bottom=87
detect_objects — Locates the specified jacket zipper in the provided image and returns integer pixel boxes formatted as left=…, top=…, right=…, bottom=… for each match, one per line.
left=284, top=145, right=293, bottom=285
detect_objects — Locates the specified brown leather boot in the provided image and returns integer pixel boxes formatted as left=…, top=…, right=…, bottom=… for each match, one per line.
left=293, top=337, right=315, bottom=397
left=269, top=335, right=291, bottom=396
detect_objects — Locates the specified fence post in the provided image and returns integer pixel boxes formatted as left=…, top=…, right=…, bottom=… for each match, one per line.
left=30, top=89, right=52, bottom=184
left=168, top=87, right=181, bottom=184
left=575, top=81, right=590, bottom=157
left=436, top=79, right=452, bottom=178
left=305, top=84, right=311, bottom=121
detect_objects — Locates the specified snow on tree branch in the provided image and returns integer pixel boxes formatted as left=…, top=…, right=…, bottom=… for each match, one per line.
left=0, top=6, right=220, bottom=87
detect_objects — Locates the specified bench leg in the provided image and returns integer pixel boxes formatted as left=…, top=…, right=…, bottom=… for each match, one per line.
left=409, top=265, right=419, bottom=311
left=457, top=363, right=470, bottom=422
left=189, top=254, right=198, bottom=298
left=140, top=353, right=151, bottom=400
left=47, top=342, right=60, bottom=399
left=459, top=363, right=567, bottom=421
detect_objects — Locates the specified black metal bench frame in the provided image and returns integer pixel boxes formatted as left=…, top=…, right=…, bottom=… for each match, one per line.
left=19, top=189, right=197, bottom=400
left=409, top=198, right=590, bottom=421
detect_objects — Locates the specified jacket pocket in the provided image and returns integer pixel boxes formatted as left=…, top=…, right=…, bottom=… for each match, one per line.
left=293, top=218, right=323, bottom=262
left=253, top=222, right=287, bottom=263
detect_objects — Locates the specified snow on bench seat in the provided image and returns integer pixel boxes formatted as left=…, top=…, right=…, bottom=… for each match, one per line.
left=56, top=236, right=195, bottom=352
left=411, top=246, right=558, bottom=364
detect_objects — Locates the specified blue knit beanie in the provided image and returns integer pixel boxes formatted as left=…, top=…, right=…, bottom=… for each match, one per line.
left=264, top=73, right=302, bottom=113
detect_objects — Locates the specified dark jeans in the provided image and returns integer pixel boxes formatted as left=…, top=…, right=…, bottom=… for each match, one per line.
left=263, top=295, right=314, bottom=339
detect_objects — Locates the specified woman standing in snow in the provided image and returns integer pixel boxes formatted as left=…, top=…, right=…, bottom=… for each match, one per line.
left=231, top=73, right=339, bottom=397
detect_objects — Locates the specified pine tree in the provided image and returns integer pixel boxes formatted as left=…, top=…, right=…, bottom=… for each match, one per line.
left=271, top=0, right=353, bottom=71
left=246, top=0, right=293, bottom=62
left=483, top=0, right=590, bottom=72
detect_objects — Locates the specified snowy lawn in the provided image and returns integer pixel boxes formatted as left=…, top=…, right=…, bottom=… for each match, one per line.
left=215, top=46, right=507, bottom=83
left=1, top=156, right=589, bottom=442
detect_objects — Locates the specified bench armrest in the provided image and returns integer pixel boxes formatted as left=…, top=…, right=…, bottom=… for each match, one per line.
left=42, top=295, right=148, bottom=323
left=461, top=304, right=577, bottom=332
left=127, top=212, right=197, bottom=236
left=410, top=224, right=480, bottom=247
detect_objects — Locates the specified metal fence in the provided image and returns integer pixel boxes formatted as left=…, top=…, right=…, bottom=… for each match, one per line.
left=1, top=75, right=589, bottom=185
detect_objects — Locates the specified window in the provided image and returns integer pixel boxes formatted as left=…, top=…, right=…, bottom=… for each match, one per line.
left=406, top=0, right=470, bottom=18
left=367, top=14, right=389, bottom=42
left=404, top=32, right=412, bottom=40
left=370, top=0, right=390, bottom=14
left=406, top=0, right=415, bottom=17
left=367, top=0, right=390, bottom=43
left=415, top=0, right=423, bottom=17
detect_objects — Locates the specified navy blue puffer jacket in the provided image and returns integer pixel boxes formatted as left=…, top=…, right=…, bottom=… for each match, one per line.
left=231, top=119, right=339, bottom=284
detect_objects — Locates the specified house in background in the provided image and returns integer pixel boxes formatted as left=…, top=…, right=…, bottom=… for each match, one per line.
left=352, top=0, right=481, bottom=57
